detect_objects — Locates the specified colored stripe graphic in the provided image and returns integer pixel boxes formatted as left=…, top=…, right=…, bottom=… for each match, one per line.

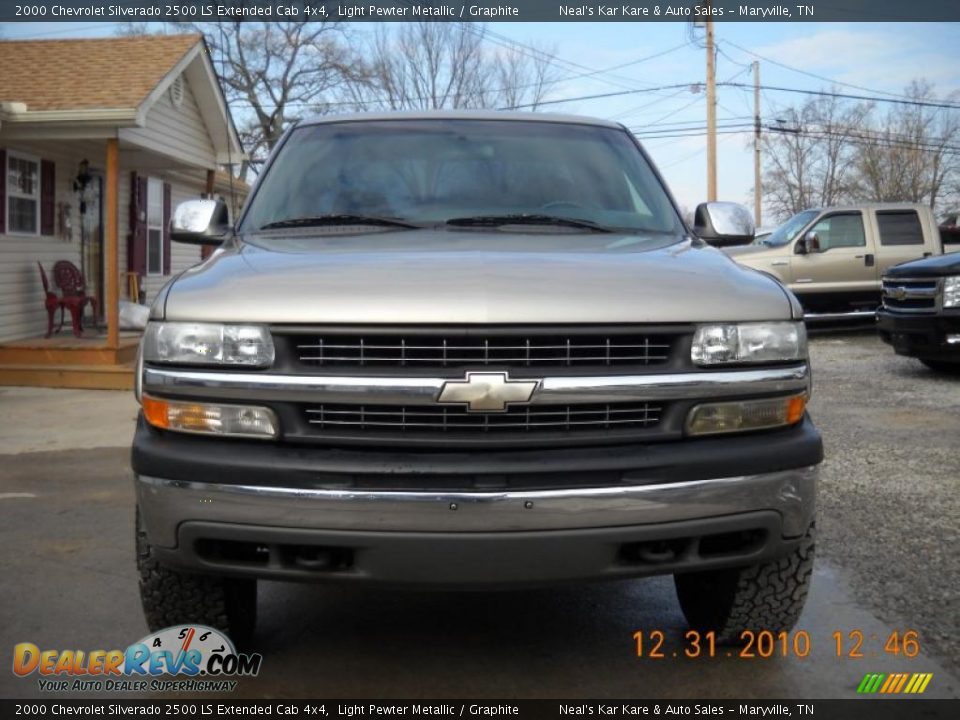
left=858, top=672, right=932, bottom=694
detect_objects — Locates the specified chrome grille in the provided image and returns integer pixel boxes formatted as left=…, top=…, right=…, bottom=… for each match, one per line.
left=290, top=332, right=674, bottom=368
left=882, top=277, right=939, bottom=314
left=304, top=402, right=662, bottom=434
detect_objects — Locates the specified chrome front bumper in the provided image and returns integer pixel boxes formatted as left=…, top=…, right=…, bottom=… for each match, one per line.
left=136, top=467, right=816, bottom=586
left=137, top=466, right=817, bottom=548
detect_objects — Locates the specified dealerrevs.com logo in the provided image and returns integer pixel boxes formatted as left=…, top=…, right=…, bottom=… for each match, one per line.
left=13, top=625, right=262, bottom=693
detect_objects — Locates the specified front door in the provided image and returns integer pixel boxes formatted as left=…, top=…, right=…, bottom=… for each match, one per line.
left=79, top=173, right=104, bottom=322
left=790, top=211, right=877, bottom=295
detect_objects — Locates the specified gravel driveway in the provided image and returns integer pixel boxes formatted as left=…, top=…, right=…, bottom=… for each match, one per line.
left=807, top=331, right=960, bottom=673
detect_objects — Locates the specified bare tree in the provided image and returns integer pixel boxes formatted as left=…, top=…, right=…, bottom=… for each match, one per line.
left=205, top=22, right=365, bottom=169
left=762, top=81, right=960, bottom=220
left=344, top=23, right=558, bottom=112
left=761, top=91, right=870, bottom=219
left=853, top=80, right=960, bottom=209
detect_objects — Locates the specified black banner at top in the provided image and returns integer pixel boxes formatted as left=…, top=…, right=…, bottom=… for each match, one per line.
left=2, top=0, right=960, bottom=23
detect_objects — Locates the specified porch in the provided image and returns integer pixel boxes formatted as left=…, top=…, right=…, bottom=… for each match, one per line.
left=0, top=331, right=140, bottom=390
left=0, top=33, right=245, bottom=392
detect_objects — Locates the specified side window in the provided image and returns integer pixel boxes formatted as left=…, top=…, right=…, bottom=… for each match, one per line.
left=810, top=213, right=865, bottom=251
left=6, top=151, right=40, bottom=235
left=877, top=211, right=923, bottom=246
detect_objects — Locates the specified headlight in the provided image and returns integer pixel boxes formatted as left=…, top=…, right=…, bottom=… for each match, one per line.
left=143, top=323, right=274, bottom=367
left=944, top=276, right=960, bottom=308
left=691, top=322, right=807, bottom=365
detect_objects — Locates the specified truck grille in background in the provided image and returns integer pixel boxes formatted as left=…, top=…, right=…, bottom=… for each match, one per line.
left=882, top=277, right=939, bottom=314
left=290, top=332, right=675, bottom=368
left=303, top=402, right=662, bottom=434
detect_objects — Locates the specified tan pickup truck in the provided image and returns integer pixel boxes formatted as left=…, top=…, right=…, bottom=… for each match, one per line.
left=724, top=203, right=943, bottom=317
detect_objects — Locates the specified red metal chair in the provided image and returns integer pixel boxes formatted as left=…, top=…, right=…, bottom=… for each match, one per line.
left=37, top=262, right=65, bottom=338
left=52, top=260, right=98, bottom=337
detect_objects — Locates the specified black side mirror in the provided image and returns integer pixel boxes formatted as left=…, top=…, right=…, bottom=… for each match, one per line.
left=795, top=231, right=821, bottom=255
left=170, top=199, right=231, bottom=246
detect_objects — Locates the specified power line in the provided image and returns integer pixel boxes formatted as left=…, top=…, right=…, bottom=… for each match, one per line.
left=507, top=83, right=697, bottom=110
left=630, top=120, right=754, bottom=134
left=722, top=39, right=956, bottom=107
left=770, top=126, right=960, bottom=155
left=720, top=82, right=960, bottom=111
left=607, top=87, right=691, bottom=122
left=655, top=131, right=743, bottom=170
left=633, top=128, right=754, bottom=141
left=463, top=23, right=678, bottom=93
left=503, top=78, right=960, bottom=114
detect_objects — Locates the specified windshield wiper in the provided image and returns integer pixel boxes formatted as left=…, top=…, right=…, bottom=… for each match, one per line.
left=444, top=214, right=614, bottom=233
left=259, top=214, right=422, bottom=231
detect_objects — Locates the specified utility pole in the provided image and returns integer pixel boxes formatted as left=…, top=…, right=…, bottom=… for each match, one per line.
left=705, top=9, right=717, bottom=201
left=753, top=60, right=762, bottom=226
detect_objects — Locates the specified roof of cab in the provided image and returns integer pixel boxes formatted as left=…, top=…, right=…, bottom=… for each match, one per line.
left=806, top=202, right=932, bottom=213
left=298, top=109, right=624, bottom=129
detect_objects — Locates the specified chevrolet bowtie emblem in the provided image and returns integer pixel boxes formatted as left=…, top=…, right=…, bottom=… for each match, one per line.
left=436, top=372, right=540, bottom=412
left=895, top=287, right=908, bottom=301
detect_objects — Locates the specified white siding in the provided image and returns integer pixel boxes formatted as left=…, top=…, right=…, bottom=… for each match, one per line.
left=0, top=144, right=85, bottom=343
left=0, top=141, right=206, bottom=343
left=139, top=180, right=206, bottom=306
left=120, top=73, right=217, bottom=170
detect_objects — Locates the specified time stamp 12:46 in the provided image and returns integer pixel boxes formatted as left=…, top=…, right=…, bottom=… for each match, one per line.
left=633, top=630, right=922, bottom=659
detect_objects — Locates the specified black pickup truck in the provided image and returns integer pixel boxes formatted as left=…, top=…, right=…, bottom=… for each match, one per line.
left=877, top=252, right=960, bottom=372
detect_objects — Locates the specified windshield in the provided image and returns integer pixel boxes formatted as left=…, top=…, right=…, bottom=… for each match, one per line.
left=240, top=119, right=684, bottom=235
left=757, top=209, right=818, bottom=247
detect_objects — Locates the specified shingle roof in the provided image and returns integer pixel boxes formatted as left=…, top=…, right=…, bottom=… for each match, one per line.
left=0, top=34, right=202, bottom=112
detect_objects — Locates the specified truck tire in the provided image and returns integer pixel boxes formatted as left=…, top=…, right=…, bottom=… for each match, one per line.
left=920, top=359, right=960, bottom=374
left=136, top=508, right=257, bottom=646
left=674, top=523, right=815, bottom=645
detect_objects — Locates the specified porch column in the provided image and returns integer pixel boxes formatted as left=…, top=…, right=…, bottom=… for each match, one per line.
left=105, top=138, right=120, bottom=349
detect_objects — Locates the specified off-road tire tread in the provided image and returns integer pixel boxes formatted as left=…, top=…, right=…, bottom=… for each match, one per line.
left=676, top=523, right=815, bottom=645
left=136, top=509, right=256, bottom=643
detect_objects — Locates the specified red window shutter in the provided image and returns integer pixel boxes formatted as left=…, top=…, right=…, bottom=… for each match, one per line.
left=40, top=159, right=55, bottom=236
left=162, top=182, right=172, bottom=275
left=0, top=149, right=6, bottom=233
left=127, top=172, right=148, bottom=277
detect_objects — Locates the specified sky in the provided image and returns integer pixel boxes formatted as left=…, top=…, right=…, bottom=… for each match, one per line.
left=2, top=19, right=958, bottom=226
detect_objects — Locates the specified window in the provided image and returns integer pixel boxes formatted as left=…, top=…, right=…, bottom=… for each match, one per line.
left=6, top=151, right=40, bottom=234
left=146, top=177, right=164, bottom=275
left=810, top=213, right=865, bottom=251
left=241, top=120, right=684, bottom=237
left=877, top=210, right=923, bottom=246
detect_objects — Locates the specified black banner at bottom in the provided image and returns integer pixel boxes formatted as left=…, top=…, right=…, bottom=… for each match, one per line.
left=1, top=700, right=957, bottom=720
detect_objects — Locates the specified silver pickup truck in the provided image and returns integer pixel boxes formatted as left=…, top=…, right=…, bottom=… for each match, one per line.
left=133, top=111, right=821, bottom=645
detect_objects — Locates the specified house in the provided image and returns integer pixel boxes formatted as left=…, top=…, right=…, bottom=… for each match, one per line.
left=0, top=34, right=246, bottom=388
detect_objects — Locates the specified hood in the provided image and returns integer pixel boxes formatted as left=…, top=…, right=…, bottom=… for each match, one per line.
left=162, top=229, right=795, bottom=324
left=721, top=243, right=781, bottom=258
left=886, top=249, right=960, bottom=278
